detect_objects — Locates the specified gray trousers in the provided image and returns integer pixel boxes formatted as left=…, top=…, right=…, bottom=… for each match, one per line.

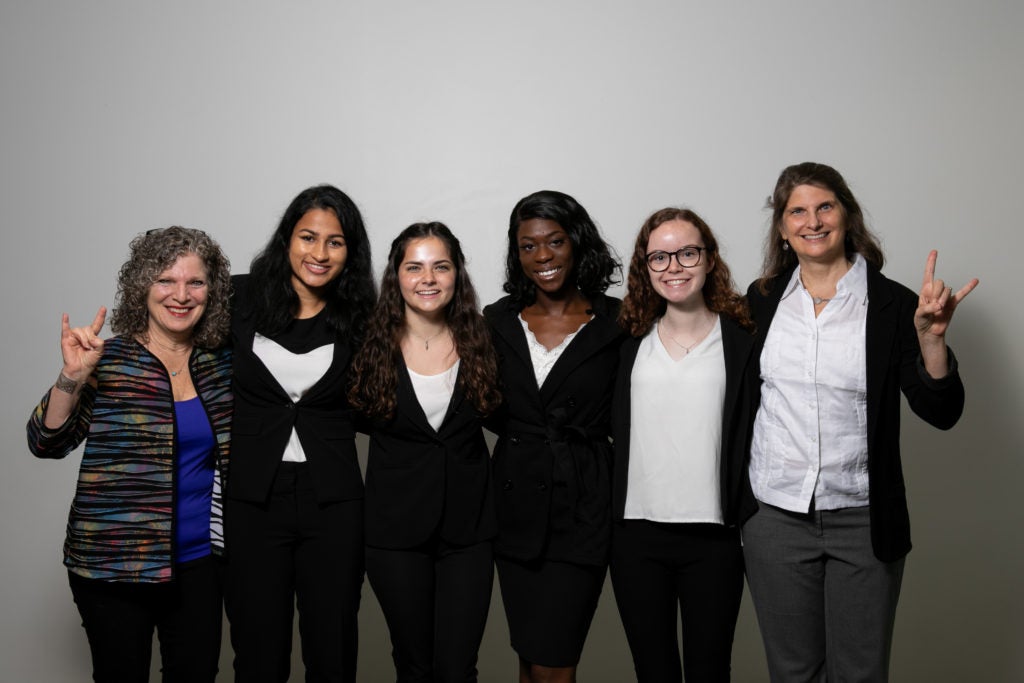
left=742, top=503, right=904, bottom=683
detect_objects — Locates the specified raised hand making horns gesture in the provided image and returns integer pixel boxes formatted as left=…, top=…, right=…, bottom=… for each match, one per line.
left=914, top=250, right=979, bottom=378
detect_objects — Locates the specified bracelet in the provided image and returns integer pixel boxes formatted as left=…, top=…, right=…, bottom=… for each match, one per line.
left=54, top=373, right=82, bottom=395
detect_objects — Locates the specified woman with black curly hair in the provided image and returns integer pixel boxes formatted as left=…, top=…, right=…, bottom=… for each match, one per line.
left=223, top=185, right=375, bottom=683
left=350, top=222, right=500, bottom=682
left=27, top=227, right=233, bottom=682
left=611, top=208, right=757, bottom=682
left=484, top=190, right=623, bottom=683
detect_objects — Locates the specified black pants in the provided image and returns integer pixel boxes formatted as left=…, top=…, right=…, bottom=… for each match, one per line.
left=366, top=539, right=493, bottom=683
left=610, top=520, right=744, bottom=683
left=224, top=463, right=365, bottom=683
left=68, top=555, right=222, bottom=683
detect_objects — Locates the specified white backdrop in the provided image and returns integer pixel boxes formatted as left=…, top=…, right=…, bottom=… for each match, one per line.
left=2, top=1, right=1020, bottom=680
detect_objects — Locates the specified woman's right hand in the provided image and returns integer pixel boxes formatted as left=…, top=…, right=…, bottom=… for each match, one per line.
left=60, top=307, right=106, bottom=382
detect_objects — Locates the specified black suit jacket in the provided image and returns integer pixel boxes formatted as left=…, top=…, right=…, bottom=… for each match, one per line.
left=747, top=264, right=965, bottom=561
left=227, top=274, right=363, bottom=504
left=611, top=315, right=759, bottom=528
left=363, top=362, right=496, bottom=549
left=484, top=293, right=624, bottom=565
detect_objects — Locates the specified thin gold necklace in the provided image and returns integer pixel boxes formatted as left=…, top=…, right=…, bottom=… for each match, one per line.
left=659, top=314, right=715, bottom=356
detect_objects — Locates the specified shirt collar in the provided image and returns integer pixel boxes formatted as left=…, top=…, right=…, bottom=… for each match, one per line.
left=780, top=254, right=868, bottom=304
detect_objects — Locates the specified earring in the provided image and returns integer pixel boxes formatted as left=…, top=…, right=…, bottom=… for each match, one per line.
left=782, top=240, right=790, bottom=251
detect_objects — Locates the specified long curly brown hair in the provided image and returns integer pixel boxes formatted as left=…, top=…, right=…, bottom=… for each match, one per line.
left=619, top=208, right=752, bottom=338
left=757, top=161, right=885, bottom=293
left=349, top=222, right=500, bottom=420
left=110, top=226, right=232, bottom=348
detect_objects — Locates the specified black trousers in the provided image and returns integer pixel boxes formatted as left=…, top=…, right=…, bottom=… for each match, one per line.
left=224, top=463, right=365, bottom=683
left=68, top=554, right=222, bottom=683
left=366, top=539, right=493, bottom=683
left=610, top=520, right=744, bottom=683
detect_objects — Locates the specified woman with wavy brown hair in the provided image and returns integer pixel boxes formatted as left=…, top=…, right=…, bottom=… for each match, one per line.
left=350, top=222, right=500, bottom=683
left=611, top=207, right=757, bottom=682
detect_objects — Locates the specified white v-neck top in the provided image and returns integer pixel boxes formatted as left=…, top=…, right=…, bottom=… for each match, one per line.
left=408, top=361, right=460, bottom=432
left=624, top=317, right=725, bottom=523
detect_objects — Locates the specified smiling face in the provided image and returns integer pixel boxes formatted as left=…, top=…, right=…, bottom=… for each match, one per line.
left=516, top=218, right=575, bottom=296
left=398, top=236, right=456, bottom=320
left=288, top=208, right=348, bottom=299
left=646, top=219, right=713, bottom=309
left=781, top=184, right=847, bottom=266
left=146, top=252, right=209, bottom=344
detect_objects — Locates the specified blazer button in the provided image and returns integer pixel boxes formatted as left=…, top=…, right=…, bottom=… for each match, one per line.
left=567, top=395, right=576, bottom=408
left=510, top=436, right=520, bottom=445
left=536, top=483, right=548, bottom=492
left=503, top=480, right=514, bottom=490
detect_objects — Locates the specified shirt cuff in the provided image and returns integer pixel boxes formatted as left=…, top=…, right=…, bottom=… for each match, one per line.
left=916, top=347, right=959, bottom=389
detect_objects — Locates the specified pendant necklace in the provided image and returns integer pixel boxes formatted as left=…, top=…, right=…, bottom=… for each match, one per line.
left=660, top=314, right=715, bottom=356
left=409, top=327, right=447, bottom=351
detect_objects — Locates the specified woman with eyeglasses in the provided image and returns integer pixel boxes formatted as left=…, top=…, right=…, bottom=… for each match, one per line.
left=742, top=162, right=978, bottom=681
left=485, top=190, right=623, bottom=683
left=611, top=208, right=757, bottom=682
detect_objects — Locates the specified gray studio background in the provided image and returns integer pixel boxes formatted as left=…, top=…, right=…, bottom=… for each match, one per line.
left=2, top=1, right=1020, bottom=680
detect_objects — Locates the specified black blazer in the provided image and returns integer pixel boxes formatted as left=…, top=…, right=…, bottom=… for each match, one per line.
left=748, top=264, right=965, bottom=562
left=226, top=274, right=363, bottom=504
left=363, top=362, right=496, bottom=549
left=484, top=293, right=624, bottom=565
left=611, top=315, right=759, bottom=528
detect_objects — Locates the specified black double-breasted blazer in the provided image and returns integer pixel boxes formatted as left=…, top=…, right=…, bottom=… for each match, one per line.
left=747, top=264, right=965, bottom=561
left=226, top=274, right=363, bottom=505
left=363, top=363, right=496, bottom=549
left=484, top=294, right=624, bottom=566
left=611, top=315, right=759, bottom=528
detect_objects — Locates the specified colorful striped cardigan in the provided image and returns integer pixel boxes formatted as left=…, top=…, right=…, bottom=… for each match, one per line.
left=27, top=336, right=232, bottom=583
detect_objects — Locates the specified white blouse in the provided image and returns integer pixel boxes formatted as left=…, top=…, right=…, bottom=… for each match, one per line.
left=519, top=314, right=589, bottom=388
left=749, top=255, right=870, bottom=512
left=624, top=317, right=725, bottom=524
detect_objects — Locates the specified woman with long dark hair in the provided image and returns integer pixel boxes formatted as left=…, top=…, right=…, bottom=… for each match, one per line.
left=612, top=208, right=757, bottom=682
left=224, top=185, right=375, bottom=683
left=350, top=222, right=499, bottom=682
left=485, top=190, right=623, bottom=683
left=743, top=162, right=978, bottom=681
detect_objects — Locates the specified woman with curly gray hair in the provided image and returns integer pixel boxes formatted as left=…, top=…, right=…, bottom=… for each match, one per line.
left=26, top=226, right=233, bottom=682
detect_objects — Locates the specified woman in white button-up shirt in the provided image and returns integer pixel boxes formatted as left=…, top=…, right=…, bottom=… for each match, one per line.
left=743, top=162, right=978, bottom=682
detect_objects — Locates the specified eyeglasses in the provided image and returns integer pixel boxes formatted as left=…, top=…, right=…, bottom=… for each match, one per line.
left=645, top=246, right=708, bottom=272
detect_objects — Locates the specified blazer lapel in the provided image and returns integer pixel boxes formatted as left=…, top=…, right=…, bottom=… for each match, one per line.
left=720, top=316, right=754, bottom=425
left=864, top=265, right=896, bottom=443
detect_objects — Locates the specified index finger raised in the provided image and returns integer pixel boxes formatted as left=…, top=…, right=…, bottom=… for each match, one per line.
left=90, top=306, right=107, bottom=335
left=922, top=250, right=938, bottom=288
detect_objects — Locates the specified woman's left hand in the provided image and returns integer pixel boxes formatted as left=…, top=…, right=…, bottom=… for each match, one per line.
left=915, top=250, right=978, bottom=342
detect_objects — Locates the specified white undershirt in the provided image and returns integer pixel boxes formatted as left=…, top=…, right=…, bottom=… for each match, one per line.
left=624, top=317, right=725, bottom=524
left=749, top=255, right=870, bottom=512
left=253, top=334, right=334, bottom=463
left=408, top=361, right=460, bottom=432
